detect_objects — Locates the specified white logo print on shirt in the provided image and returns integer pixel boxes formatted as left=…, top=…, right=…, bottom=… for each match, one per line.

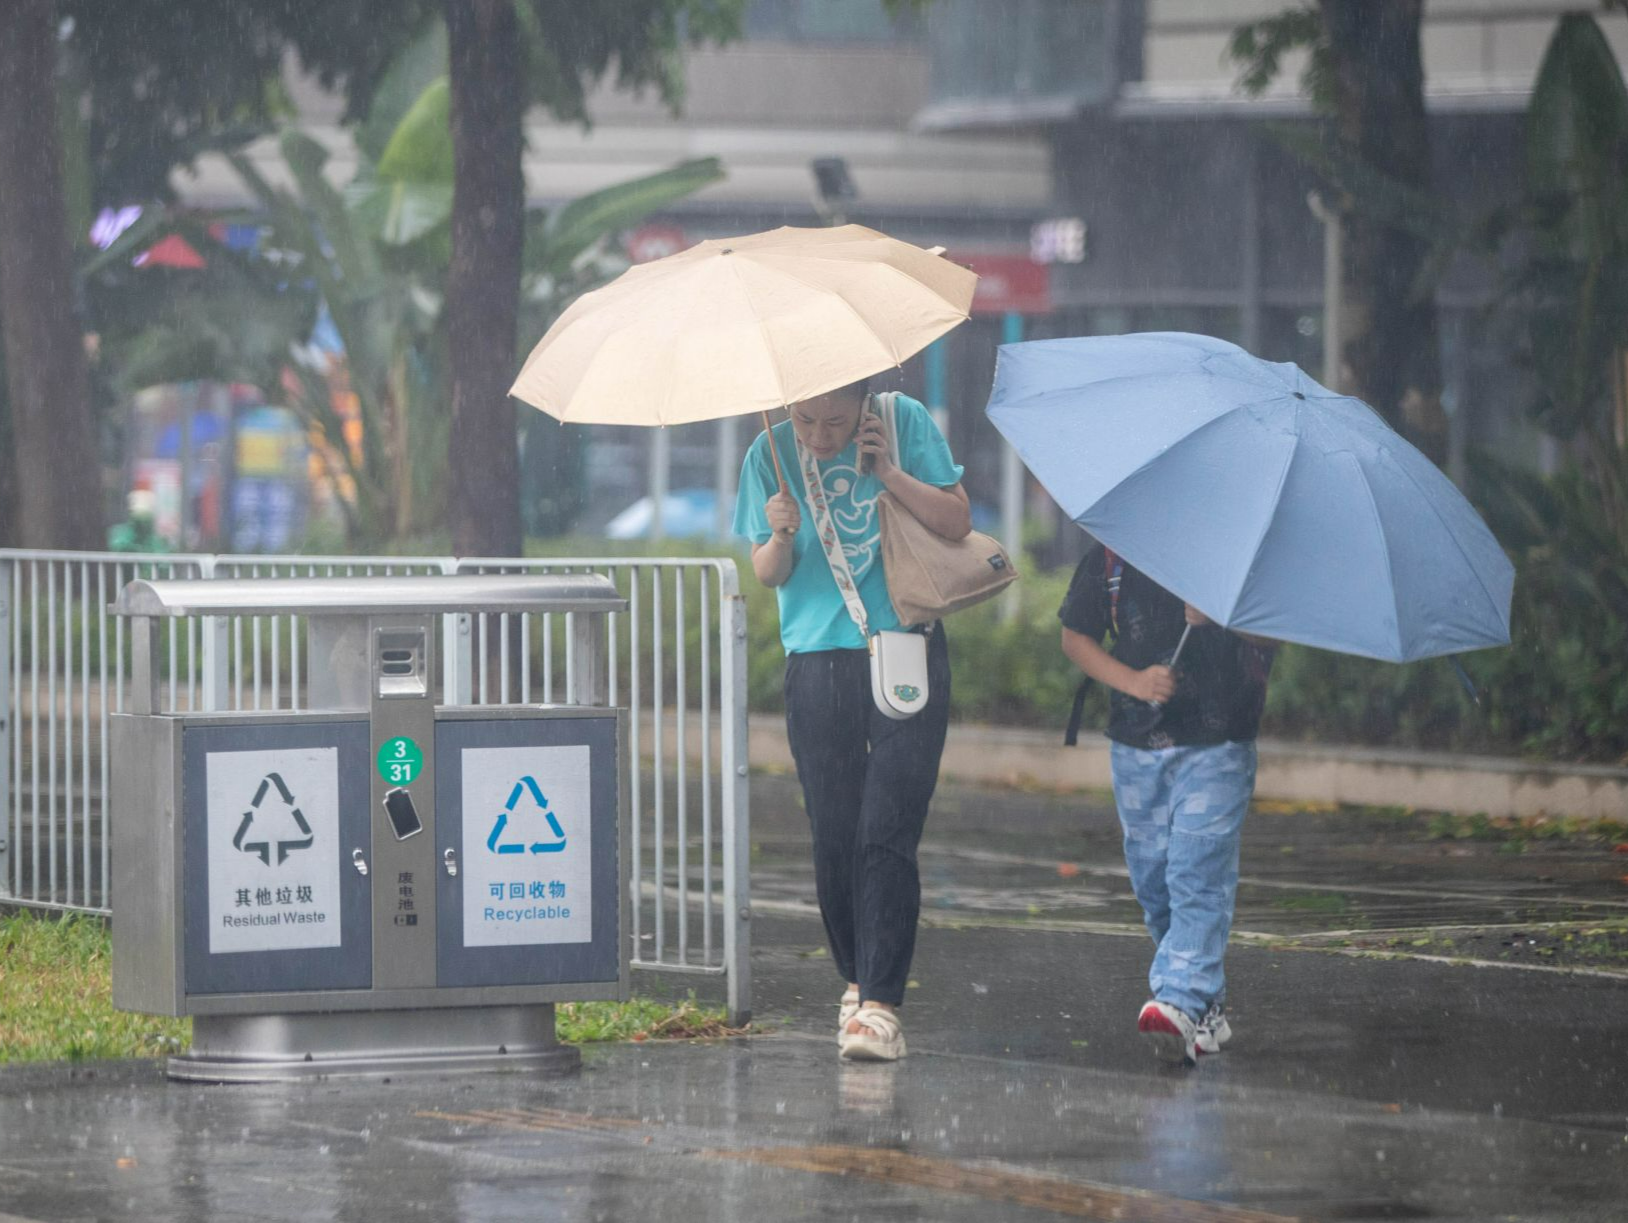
left=821, top=462, right=882, bottom=580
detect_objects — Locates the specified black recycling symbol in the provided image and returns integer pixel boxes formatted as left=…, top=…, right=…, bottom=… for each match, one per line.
left=233, top=772, right=314, bottom=865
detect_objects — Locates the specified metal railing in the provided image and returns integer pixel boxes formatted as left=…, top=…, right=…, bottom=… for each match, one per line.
left=0, top=549, right=751, bottom=1023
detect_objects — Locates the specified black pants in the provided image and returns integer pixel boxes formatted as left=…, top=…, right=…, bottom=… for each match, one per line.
left=783, top=626, right=951, bottom=1006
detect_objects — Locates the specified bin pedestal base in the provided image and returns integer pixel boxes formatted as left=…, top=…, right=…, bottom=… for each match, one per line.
left=170, top=1004, right=580, bottom=1082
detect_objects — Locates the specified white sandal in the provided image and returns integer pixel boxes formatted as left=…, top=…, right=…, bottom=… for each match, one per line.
left=836, top=987, right=860, bottom=1048
left=840, top=1005, right=906, bottom=1062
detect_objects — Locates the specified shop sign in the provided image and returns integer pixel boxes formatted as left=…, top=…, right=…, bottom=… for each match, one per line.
left=1030, top=217, right=1088, bottom=265
left=625, top=224, right=689, bottom=264
left=954, top=253, right=1052, bottom=315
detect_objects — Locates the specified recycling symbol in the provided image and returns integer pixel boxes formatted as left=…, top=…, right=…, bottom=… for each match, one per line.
left=486, top=776, right=567, bottom=855
left=233, top=772, right=314, bottom=866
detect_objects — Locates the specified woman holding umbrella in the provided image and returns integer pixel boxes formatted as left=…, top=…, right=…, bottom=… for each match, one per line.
left=735, top=376, right=970, bottom=1062
left=511, top=225, right=981, bottom=1060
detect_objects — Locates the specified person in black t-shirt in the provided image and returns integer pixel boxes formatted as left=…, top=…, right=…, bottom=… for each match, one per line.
left=1059, top=542, right=1275, bottom=1065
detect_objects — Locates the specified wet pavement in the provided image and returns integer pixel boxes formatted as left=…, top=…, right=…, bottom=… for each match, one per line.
left=2, top=774, right=1626, bottom=1221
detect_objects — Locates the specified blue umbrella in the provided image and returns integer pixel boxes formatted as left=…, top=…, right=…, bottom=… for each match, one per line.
left=986, top=332, right=1512, bottom=662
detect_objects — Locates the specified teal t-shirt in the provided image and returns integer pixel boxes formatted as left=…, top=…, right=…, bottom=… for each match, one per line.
left=733, top=394, right=965, bottom=654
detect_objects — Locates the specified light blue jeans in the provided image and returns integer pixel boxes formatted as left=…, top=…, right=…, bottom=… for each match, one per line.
left=1110, top=740, right=1257, bottom=1021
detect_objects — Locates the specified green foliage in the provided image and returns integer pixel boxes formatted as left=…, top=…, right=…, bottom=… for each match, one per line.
left=155, top=58, right=721, bottom=547
left=87, top=215, right=322, bottom=394
left=510, top=0, right=745, bottom=125
left=1473, top=448, right=1628, bottom=624
left=0, top=912, right=189, bottom=1062
left=58, top=0, right=436, bottom=203
left=1226, top=4, right=1331, bottom=106
left=1519, top=14, right=1628, bottom=446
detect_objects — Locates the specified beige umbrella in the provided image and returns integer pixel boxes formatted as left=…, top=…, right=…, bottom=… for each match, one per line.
left=510, top=224, right=976, bottom=486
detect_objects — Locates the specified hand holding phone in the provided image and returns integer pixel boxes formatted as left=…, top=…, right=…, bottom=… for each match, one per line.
left=857, top=406, right=886, bottom=476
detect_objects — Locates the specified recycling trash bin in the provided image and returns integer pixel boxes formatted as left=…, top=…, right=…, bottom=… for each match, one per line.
left=109, top=573, right=628, bottom=1081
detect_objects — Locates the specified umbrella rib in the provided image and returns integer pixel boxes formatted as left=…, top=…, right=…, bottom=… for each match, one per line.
left=774, top=260, right=898, bottom=365
left=1384, top=451, right=1512, bottom=645
left=996, top=370, right=1280, bottom=410
left=1221, top=429, right=1300, bottom=626
left=1075, top=403, right=1270, bottom=524
left=728, top=258, right=793, bottom=407
left=745, top=256, right=954, bottom=369
left=1347, top=456, right=1406, bottom=657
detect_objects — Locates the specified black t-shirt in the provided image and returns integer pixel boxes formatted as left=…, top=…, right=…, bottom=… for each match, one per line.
left=1058, top=544, right=1275, bottom=749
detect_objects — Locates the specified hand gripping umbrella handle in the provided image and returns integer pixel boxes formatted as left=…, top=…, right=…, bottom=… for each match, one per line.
left=762, top=409, right=794, bottom=535
left=1148, top=623, right=1193, bottom=710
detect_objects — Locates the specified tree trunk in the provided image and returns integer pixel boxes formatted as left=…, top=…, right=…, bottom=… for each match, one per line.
left=443, top=0, right=524, bottom=557
left=1320, top=0, right=1448, bottom=465
left=0, top=0, right=104, bottom=549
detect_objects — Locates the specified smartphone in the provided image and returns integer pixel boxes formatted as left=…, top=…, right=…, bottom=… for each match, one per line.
left=859, top=403, right=878, bottom=474
left=382, top=787, right=423, bottom=841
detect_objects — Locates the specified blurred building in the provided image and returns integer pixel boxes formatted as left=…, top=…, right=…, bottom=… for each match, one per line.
left=172, top=0, right=1628, bottom=540
left=973, top=0, right=1621, bottom=490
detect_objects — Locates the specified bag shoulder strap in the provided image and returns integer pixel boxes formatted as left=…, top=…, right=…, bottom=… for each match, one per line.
left=797, top=407, right=871, bottom=640
left=875, top=390, right=902, bottom=463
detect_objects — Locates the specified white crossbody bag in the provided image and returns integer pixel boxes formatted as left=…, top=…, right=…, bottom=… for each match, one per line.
left=795, top=405, right=929, bottom=720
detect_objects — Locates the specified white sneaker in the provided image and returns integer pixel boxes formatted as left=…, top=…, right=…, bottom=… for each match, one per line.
left=1137, top=1000, right=1198, bottom=1066
left=1195, top=1001, right=1231, bottom=1055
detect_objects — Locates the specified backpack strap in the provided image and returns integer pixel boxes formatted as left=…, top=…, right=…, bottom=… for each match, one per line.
left=1064, top=544, right=1125, bottom=747
left=1064, top=679, right=1090, bottom=746
left=1103, top=545, right=1124, bottom=639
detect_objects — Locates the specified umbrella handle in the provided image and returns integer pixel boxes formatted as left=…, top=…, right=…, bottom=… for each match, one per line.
left=1167, top=622, right=1193, bottom=670
left=762, top=409, right=795, bottom=535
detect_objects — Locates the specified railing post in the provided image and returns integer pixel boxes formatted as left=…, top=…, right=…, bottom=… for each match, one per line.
left=717, top=561, right=752, bottom=1027
left=0, top=556, right=12, bottom=897
left=130, top=616, right=160, bottom=716
left=442, top=559, right=472, bottom=706
left=566, top=612, right=607, bottom=708
left=196, top=557, right=230, bottom=712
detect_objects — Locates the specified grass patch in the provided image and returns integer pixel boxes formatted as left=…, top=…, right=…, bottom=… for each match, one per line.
left=557, top=993, right=746, bottom=1043
left=1423, top=812, right=1628, bottom=844
left=1271, top=892, right=1350, bottom=914
left=1269, top=920, right=1628, bottom=970
left=0, top=912, right=189, bottom=1063
left=0, top=912, right=741, bottom=1064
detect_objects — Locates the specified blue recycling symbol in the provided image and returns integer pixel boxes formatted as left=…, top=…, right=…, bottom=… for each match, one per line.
left=486, top=776, right=567, bottom=855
